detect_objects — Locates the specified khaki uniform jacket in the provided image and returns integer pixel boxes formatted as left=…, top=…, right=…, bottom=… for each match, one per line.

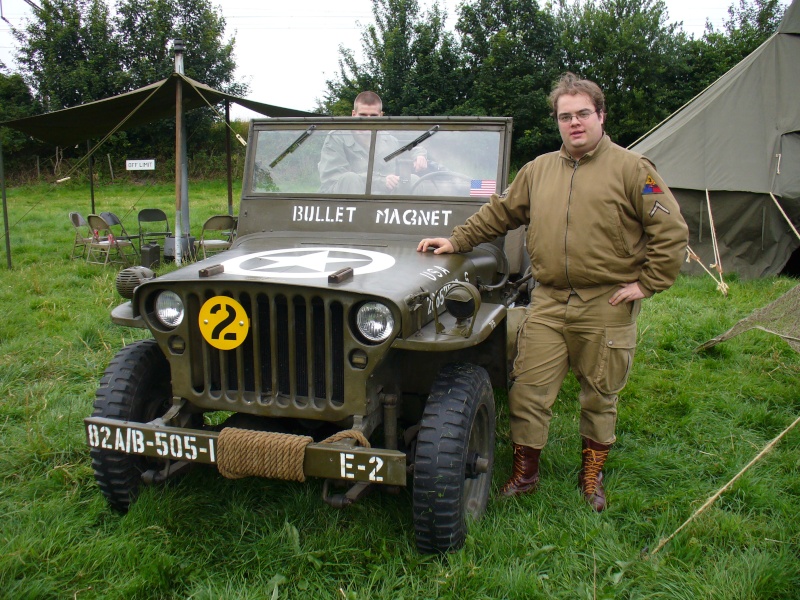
left=450, top=135, right=688, bottom=300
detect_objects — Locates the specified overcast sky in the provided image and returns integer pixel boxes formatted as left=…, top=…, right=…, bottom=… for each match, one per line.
left=1, top=0, right=737, bottom=119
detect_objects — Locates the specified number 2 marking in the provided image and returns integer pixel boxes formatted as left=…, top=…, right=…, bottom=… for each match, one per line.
left=210, top=303, right=237, bottom=341
left=368, top=456, right=384, bottom=482
left=198, top=296, right=250, bottom=350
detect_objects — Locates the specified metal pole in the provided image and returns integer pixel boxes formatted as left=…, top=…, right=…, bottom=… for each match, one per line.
left=174, top=40, right=185, bottom=265
left=1, top=140, right=12, bottom=269
left=87, top=139, right=95, bottom=213
left=225, top=100, right=233, bottom=216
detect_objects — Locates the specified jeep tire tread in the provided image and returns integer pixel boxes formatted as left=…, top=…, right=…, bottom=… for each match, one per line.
left=90, top=339, right=175, bottom=512
left=412, top=363, right=495, bottom=553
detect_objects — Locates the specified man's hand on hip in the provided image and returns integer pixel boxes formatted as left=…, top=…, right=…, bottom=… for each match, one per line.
left=609, top=282, right=645, bottom=305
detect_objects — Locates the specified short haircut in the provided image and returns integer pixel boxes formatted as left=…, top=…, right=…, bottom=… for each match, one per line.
left=353, top=91, right=383, bottom=110
left=548, top=72, right=606, bottom=117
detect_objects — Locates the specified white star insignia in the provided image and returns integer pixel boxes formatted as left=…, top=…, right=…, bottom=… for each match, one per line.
left=252, top=250, right=369, bottom=273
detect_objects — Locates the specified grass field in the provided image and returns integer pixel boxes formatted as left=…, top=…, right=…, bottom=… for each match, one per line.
left=1, top=180, right=799, bottom=599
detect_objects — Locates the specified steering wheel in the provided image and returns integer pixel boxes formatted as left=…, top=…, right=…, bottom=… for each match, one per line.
left=410, top=170, right=474, bottom=196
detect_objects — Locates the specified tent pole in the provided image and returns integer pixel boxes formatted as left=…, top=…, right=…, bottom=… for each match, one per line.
left=1, top=140, right=11, bottom=269
left=225, top=100, right=233, bottom=216
left=174, top=58, right=184, bottom=265
left=87, top=139, right=95, bottom=213
left=698, top=197, right=703, bottom=243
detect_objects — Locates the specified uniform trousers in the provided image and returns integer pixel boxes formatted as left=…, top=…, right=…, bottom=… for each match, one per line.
left=509, top=286, right=640, bottom=449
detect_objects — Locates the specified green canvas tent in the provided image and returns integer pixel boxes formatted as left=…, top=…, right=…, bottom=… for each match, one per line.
left=630, top=0, right=800, bottom=278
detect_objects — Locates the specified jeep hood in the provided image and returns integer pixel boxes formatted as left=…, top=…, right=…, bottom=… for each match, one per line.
left=148, top=233, right=501, bottom=305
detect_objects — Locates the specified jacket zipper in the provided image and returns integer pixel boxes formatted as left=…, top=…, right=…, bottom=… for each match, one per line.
left=564, top=159, right=580, bottom=290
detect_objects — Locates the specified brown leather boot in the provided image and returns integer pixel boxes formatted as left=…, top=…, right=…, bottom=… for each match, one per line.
left=578, top=437, right=611, bottom=512
left=500, top=443, right=541, bottom=497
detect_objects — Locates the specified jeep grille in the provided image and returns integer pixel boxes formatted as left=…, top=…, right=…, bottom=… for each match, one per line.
left=187, top=291, right=346, bottom=409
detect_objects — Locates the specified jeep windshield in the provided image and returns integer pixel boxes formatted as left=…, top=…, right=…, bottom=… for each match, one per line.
left=247, top=118, right=505, bottom=198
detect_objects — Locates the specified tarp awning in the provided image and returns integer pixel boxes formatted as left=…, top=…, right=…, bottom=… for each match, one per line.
left=0, top=73, right=316, bottom=147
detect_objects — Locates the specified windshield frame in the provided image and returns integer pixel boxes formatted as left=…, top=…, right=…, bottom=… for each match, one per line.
left=243, top=116, right=513, bottom=201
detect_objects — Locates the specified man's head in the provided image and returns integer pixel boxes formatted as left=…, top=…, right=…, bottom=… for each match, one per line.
left=352, top=91, right=383, bottom=117
left=548, top=72, right=606, bottom=160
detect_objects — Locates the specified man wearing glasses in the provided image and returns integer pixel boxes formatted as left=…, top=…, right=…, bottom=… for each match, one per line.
left=417, top=72, right=687, bottom=511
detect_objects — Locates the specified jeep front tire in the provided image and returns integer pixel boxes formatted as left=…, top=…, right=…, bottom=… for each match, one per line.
left=412, top=363, right=496, bottom=553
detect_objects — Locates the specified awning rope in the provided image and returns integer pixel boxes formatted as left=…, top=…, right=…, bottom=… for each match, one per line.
left=181, top=75, right=247, bottom=147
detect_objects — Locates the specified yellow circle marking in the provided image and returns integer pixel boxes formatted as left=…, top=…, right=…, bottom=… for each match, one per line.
left=198, top=296, right=250, bottom=350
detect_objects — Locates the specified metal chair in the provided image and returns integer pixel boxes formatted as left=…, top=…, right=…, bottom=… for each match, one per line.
left=100, top=211, right=140, bottom=257
left=138, top=208, right=171, bottom=247
left=195, top=215, right=237, bottom=260
left=69, top=212, right=94, bottom=259
left=86, top=214, right=138, bottom=267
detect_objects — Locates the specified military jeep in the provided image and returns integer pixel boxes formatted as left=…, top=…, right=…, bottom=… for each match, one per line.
left=84, top=116, right=530, bottom=554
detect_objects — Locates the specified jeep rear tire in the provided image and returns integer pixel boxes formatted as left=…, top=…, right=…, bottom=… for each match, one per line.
left=412, top=363, right=495, bottom=553
left=90, top=339, right=179, bottom=512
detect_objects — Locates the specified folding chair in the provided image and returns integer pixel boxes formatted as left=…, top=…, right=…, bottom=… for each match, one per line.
left=138, top=208, right=172, bottom=246
left=86, top=214, right=138, bottom=267
left=195, top=215, right=238, bottom=260
left=69, top=212, right=94, bottom=259
left=100, top=211, right=140, bottom=257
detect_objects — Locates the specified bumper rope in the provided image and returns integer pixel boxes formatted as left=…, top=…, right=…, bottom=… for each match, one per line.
left=216, top=428, right=370, bottom=481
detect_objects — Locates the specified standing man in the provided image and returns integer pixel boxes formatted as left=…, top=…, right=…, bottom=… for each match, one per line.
left=417, top=73, right=688, bottom=511
left=318, top=91, right=427, bottom=194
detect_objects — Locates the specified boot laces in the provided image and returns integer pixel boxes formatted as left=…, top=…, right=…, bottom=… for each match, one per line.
left=512, top=445, right=527, bottom=470
left=582, top=448, right=608, bottom=495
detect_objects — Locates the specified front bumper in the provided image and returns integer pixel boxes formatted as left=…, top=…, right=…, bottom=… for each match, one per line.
left=84, top=416, right=407, bottom=485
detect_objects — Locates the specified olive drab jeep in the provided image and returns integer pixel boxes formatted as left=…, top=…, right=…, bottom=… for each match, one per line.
left=84, top=116, right=532, bottom=554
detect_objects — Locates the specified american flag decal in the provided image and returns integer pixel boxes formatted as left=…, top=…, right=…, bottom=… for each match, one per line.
left=470, top=179, right=496, bottom=197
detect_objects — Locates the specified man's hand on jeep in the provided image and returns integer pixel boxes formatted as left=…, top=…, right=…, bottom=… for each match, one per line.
left=413, top=155, right=428, bottom=172
left=385, top=174, right=400, bottom=191
left=417, top=238, right=454, bottom=254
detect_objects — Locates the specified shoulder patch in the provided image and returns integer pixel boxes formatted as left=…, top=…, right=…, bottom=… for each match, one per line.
left=643, top=175, right=663, bottom=195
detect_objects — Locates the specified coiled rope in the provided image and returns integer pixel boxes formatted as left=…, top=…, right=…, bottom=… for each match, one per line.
left=216, top=428, right=370, bottom=481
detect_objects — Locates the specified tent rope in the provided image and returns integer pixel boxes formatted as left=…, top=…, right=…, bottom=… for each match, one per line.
left=647, top=412, right=800, bottom=558
left=685, top=246, right=728, bottom=296
left=705, top=189, right=724, bottom=273
left=686, top=190, right=728, bottom=296
left=769, top=192, right=800, bottom=241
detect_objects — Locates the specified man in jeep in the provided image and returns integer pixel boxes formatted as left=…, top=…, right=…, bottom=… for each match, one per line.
left=418, top=72, right=688, bottom=512
left=318, top=91, right=427, bottom=194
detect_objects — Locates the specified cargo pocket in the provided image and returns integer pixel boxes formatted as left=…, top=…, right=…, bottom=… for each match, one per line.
left=593, top=323, right=637, bottom=395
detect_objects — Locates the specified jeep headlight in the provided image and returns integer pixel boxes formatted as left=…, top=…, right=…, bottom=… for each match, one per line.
left=154, top=291, right=184, bottom=328
left=356, top=302, right=394, bottom=343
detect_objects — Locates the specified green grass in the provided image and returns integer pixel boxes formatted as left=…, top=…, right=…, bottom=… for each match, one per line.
left=1, top=181, right=799, bottom=599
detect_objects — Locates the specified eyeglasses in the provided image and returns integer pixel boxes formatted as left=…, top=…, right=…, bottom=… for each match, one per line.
left=556, top=109, right=598, bottom=123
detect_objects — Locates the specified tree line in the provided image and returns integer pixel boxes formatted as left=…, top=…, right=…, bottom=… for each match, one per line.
left=319, top=0, right=786, bottom=168
left=0, top=0, right=787, bottom=179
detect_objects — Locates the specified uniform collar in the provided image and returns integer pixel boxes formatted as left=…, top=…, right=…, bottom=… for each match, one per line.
left=559, top=134, right=611, bottom=165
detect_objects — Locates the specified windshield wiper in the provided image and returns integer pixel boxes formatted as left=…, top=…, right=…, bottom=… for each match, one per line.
left=269, top=125, right=316, bottom=168
left=383, top=125, right=439, bottom=162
